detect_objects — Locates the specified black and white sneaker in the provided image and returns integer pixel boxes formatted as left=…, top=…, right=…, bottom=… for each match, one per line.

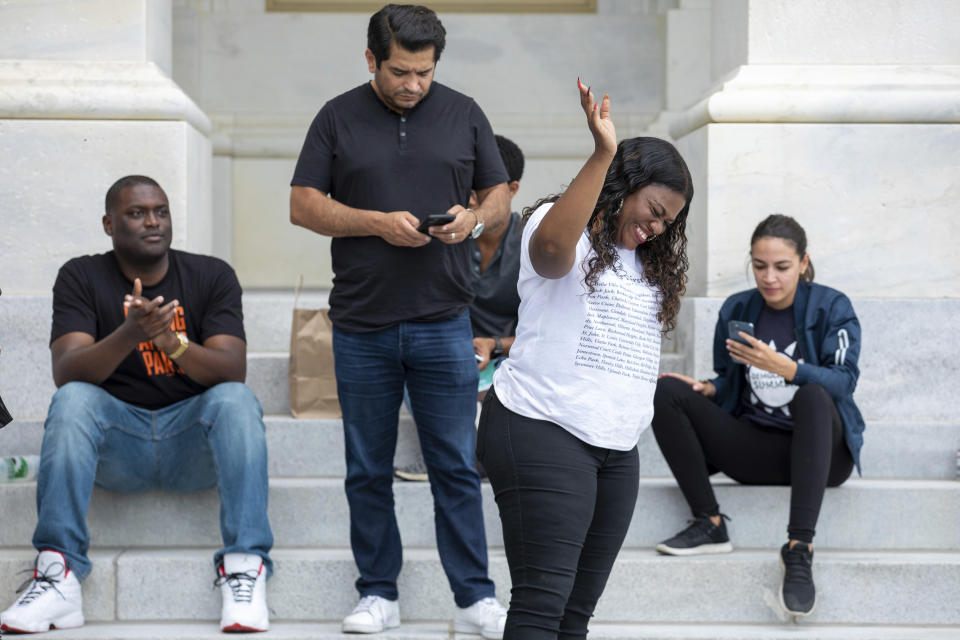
left=780, top=542, right=816, bottom=616
left=656, top=514, right=733, bottom=556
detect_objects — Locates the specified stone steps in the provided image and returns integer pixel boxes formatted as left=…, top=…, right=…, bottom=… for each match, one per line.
left=1, top=548, right=958, bottom=625
left=0, top=477, right=956, bottom=551
left=2, top=292, right=958, bottom=635
left=3, top=416, right=957, bottom=479
left=6, top=621, right=959, bottom=640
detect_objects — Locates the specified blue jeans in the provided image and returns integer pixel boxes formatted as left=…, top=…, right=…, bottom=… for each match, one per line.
left=333, top=312, right=494, bottom=607
left=32, top=381, right=273, bottom=581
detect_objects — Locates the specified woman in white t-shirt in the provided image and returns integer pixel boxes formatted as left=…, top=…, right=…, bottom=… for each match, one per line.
left=476, top=79, right=693, bottom=640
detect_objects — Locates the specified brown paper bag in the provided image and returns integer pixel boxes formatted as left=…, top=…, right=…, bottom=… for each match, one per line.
left=288, top=280, right=341, bottom=418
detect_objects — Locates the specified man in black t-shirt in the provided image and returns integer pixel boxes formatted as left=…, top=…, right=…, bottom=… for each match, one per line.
left=289, top=5, right=509, bottom=637
left=0, top=176, right=272, bottom=635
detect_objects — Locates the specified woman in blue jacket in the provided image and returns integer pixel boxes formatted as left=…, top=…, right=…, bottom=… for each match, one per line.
left=651, top=214, right=864, bottom=617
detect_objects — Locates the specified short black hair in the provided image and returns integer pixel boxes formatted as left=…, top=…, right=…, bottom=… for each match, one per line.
left=367, top=4, right=446, bottom=67
left=104, top=175, right=164, bottom=215
left=495, top=135, right=524, bottom=183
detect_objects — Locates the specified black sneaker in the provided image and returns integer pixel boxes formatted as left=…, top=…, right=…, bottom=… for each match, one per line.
left=393, top=460, right=429, bottom=482
left=780, top=542, right=816, bottom=616
left=655, top=514, right=733, bottom=556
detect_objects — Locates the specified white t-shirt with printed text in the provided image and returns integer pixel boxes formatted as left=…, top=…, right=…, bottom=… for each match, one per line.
left=492, top=202, right=663, bottom=451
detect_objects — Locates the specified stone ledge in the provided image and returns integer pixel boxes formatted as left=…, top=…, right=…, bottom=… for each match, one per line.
left=670, top=64, right=960, bottom=138
left=0, top=60, right=211, bottom=134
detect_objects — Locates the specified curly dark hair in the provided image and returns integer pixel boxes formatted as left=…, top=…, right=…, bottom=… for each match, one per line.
left=523, top=137, right=694, bottom=333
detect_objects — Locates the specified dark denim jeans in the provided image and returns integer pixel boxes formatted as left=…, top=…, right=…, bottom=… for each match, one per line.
left=32, top=381, right=273, bottom=580
left=333, top=311, right=494, bottom=607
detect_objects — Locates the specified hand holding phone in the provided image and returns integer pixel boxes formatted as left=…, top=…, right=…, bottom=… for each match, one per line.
left=417, top=214, right=457, bottom=234
left=727, top=320, right=755, bottom=346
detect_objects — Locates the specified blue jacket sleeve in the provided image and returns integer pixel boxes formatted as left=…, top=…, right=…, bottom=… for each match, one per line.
left=709, top=308, right=731, bottom=401
left=792, top=293, right=861, bottom=399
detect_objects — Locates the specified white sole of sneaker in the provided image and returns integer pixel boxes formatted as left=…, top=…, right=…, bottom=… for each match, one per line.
left=342, top=616, right=401, bottom=634
left=1, top=610, right=85, bottom=633
left=655, top=541, right=734, bottom=556
left=778, top=556, right=816, bottom=617
left=393, top=471, right=429, bottom=482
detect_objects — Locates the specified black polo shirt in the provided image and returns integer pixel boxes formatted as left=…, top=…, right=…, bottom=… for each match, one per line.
left=291, top=82, right=508, bottom=332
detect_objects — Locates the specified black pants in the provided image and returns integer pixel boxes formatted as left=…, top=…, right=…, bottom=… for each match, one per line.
left=477, top=388, right=639, bottom=640
left=651, top=376, right=854, bottom=543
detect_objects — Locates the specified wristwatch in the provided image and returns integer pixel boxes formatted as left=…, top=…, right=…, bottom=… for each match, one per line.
left=167, top=332, right=189, bottom=361
left=468, top=209, right=485, bottom=238
left=491, top=336, right=504, bottom=358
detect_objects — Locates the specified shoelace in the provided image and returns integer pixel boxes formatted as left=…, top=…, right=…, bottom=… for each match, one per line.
left=782, top=547, right=813, bottom=584
left=678, top=513, right=730, bottom=541
left=14, top=562, right=66, bottom=606
left=472, top=597, right=504, bottom=618
left=214, top=569, right=259, bottom=603
left=352, top=595, right=382, bottom=613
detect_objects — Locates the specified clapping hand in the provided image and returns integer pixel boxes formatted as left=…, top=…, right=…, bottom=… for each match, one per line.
left=578, top=77, right=616, bottom=157
left=123, top=278, right=179, bottom=343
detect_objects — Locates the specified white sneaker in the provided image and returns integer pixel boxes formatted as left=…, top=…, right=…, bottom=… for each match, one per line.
left=342, top=595, right=400, bottom=634
left=0, top=550, right=84, bottom=633
left=217, top=553, right=269, bottom=632
left=454, top=596, right=507, bottom=639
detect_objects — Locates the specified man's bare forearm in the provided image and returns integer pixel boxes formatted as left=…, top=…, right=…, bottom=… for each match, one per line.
left=290, top=185, right=383, bottom=238
left=154, top=333, right=246, bottom=387
left=52, top=329, right=140, bottom=387
left=473, top=183, right=510, bottom=234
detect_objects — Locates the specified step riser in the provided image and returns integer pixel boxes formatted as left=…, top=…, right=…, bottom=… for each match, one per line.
left=4, top=419, right=958, bottom=480
left=2, top=550, right=958, bottom=625
left=2, top=481, right=957, bottom=550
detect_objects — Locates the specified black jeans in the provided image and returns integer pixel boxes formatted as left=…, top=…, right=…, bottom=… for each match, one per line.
left=651, top=376, right=854, bottom=543
left=477, top=387, right=639, bottom=640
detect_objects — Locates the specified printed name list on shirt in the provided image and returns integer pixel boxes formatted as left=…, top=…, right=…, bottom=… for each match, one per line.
left=573, top=274, right=660, bottom=383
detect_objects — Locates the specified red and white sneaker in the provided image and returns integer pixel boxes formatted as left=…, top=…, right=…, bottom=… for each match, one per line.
left=216, top=553, right=268, bottom=633
left=0, top=550, right=84, bottom=633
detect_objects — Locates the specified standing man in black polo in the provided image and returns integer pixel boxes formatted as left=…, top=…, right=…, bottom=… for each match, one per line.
left=289, top=4, right=509, bottom=638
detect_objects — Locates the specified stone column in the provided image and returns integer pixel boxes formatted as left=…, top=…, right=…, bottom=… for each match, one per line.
left=0, top=0, right=212, bottom=294
left=663, top=0, right=960, bottom=421
left=668, top=0, right=960, bottom=301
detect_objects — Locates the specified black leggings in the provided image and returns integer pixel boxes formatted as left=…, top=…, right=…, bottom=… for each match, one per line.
left=651, top=376, right=854, bottom=543
left=477, top=387, right=639, bottom=640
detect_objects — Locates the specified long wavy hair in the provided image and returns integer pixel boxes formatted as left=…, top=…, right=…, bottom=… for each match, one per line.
left=523, top=137, right=694, bottom=333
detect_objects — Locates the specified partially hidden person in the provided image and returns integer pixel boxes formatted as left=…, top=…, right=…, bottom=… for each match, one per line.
left=652, top=213, right=864, bottom=617
left=478, top=79, right=694, bottom=640
left=0, top=176, right=273, bottom=634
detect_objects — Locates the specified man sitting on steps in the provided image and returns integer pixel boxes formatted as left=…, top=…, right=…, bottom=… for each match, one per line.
left=0, top=175, right=273, bottom=634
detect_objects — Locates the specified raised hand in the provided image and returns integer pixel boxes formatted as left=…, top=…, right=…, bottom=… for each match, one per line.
left=578, top=77, right=616, bottom=157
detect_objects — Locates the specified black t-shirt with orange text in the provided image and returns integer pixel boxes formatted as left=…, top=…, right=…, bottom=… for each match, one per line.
left=51, top=249, right=245, bottom=410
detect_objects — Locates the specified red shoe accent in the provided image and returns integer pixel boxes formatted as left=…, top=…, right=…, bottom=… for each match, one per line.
left=2, top=622, right=46, bottom=633
left=221, top=622, right=267, bottom=633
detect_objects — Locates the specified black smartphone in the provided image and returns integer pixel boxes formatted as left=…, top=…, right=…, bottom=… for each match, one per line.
left=727, top=320, right=755, bottom=345
left=417, top=214, right=456, bottom=234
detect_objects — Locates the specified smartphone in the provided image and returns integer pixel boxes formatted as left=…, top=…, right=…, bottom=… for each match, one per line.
left=727, top=320, right=755, bottom=345
left=417, top=214, right=456, bottom=234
